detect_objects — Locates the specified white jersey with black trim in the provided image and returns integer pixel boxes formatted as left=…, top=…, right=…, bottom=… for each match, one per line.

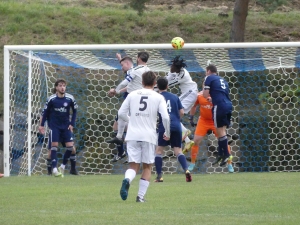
left=166, top=68, right=198, bottom=94
left=116, top=65, right=150, bottom=94
left=118, top=88, right=170, bottom=145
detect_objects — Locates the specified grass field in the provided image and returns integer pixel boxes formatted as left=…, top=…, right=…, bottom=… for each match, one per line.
left=0, top=172, right=299, bottom=225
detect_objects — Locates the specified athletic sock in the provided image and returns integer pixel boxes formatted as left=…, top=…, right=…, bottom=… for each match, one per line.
left=154, top=154, right=163, bottom=176
left=62, top=146, right=73, bottom=166
left=47, top=158, right=52, bottom=175
left=190, top=144, right=199, bottom=164
left=218, top=136, right=229, bottom=157
left=177, top=153, right=188, bottom=171
left=70, top=153, right=76, bottom=170
left=125, top=168, right=136, bottom=183
left=138, top=178, right=149, bottom=199
left=51, top=146, right=58, bottom=169
left=117, top=119, right=127, bottom=139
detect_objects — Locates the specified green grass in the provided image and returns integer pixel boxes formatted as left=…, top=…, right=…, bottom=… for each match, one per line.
left=0, top=173, right=299, bottom=225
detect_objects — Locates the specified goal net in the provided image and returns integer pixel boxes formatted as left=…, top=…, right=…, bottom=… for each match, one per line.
left=3, top=43, right=300, bottom=176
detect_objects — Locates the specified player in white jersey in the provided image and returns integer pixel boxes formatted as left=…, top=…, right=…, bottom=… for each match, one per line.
left=107, top=52, right=150, bottom=146
left=165, top=56, right=198, bottom=153
left=119, top=71, right=170, bottom=202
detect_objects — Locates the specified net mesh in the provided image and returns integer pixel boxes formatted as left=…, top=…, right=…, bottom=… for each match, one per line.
left=6, top=46, right=300, bottom=175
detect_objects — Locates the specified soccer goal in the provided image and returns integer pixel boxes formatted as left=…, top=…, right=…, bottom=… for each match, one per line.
left=3, top=42, right=300, bottom=176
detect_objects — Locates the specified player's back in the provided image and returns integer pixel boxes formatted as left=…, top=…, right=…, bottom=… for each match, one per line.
left=158, top=91, right=182, bottom=132
left=124, top=88, right=166, bottom=145
left=204, top=74, right=231, bottom=105
left=127, top=65, right=150, bottom=93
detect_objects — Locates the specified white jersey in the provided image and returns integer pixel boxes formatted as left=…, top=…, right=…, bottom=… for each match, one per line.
left=166, top=68, right=198, bottom=94
left=118, top=88, right=170, bottom=145
left=116, top=65, right=150, bottom=94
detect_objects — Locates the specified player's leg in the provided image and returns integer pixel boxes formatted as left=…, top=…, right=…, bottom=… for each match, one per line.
left=49, top=128, right=62, bottom=177
left=154, top=146, right=164, bottom=182
left=154, top=132, right=169, bottom=182
left=136, top=142, right=156, bottom=202
left=168, top=131, right=191, bottom=181
left=107, top=116, right=127, bottom=145
left=69, top=146, right=79, bottom=175
left=213, top=105, right=232, bottom=166
left=227, top=145, right=234, bottom=173
left=46, top=134, right=52, bottom=175
left=120, top=141, right=140, bottom=201
left=59, top=129, right=74, bottom=176
left=179, top=91, right=197, bottom=149
left=108, top=116, right=127, bottom=161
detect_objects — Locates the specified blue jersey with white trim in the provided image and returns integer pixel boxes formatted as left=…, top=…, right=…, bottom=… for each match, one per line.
left=41, top=93, right=78, bottom=129
left=157, top=91, right=183, bottom=132
left=204, top=74, right=232, bottom=105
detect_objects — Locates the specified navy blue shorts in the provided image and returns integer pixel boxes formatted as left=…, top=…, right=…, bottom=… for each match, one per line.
left=157, top=131, right=182, bottom=148
left=213, top=103, right=232, bottom=128
left=47, top=133, right=70, bottom=149
left=49, top=127, right=73, bottom=144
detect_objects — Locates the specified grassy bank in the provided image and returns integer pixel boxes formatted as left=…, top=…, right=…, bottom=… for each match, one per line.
left=1, top=0, right=300, bottom=114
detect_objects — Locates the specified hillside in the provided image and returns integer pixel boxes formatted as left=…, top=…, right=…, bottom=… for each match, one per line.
left=1, top=0, right=300, bottom=115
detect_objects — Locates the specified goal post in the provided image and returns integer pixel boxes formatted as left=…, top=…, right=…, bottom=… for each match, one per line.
left=3, top=42, right=300, bottom=176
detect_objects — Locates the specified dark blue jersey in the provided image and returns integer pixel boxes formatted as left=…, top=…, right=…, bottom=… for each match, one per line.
left=157, top=91, right=183, bottom=132
left=41, top=93, right=78, bottom=129
left=204, top=74, right=232, bottom=105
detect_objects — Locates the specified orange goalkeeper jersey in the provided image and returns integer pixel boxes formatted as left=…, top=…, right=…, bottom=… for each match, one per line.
left=193, top=91, right=213, bottom=121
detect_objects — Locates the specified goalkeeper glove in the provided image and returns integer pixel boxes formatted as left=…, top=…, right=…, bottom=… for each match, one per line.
left=189, top=115, right=196, bottom=127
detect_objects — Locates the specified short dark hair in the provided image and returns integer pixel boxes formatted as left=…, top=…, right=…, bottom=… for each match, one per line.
left=206, top=64, right=217, bottom=73
left=138, top=51, right=149, bottom=63
left=142, top=71, right=157, bottom=86
left=120, top=56, right=133, bottom=64
left=157, top=77, right=168, bottom=91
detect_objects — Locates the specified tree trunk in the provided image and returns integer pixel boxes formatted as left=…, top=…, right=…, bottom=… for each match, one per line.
left=230, top=0, right=250, bottom=42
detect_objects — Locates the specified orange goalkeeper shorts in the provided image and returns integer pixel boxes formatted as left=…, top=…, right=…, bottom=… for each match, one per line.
left=194, top=119, right=217, bottom=137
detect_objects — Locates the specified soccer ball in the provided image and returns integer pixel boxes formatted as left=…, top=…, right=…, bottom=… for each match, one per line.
left=171, top=37, right=184, bottom=50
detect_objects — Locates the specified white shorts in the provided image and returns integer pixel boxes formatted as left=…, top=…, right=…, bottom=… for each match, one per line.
left=179, top=90, right=198, bottom=114
left=126, top=141, right=156, bottom=164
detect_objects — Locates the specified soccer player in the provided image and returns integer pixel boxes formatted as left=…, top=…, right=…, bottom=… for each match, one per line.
left=203, top=64, right=233, bottom=167
left=187, top=88, right=234, bottom=173
left=163, top=56, right=198, bottom=153
left=118, top=71, right=170, bottom=202
left=39, top=79, right=78, bottom=177
left=106, top=52, right=150, bottom=146
left=0, top=173, right=3, bottom=178
left=108, top=54, right=134, bottom=162
left=154, top=77, right=192, bottom=182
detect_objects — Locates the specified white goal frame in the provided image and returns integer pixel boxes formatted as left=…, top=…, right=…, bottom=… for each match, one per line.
left=3, top=42, right=300, bottom=176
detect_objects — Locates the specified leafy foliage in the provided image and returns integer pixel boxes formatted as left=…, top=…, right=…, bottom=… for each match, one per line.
left=129, top=0, right=150, bottom=16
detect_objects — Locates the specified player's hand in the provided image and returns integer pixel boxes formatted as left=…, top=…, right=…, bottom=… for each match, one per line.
left=207, top=97, right=212, bottom=102
left=189, top=115, right=196, bottom=127
left=38, top=126, right=45, bottom=135
left=68, top=125, right=74, bottom=133
left=108, top=88, right=116, bottom=97
left=163, top=133, right=170, bottom=141
left=116, top=53, right=122, bottom=61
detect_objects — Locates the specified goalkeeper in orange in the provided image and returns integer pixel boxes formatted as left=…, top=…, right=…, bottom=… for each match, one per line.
left=184, top=89, right=234, bottom=173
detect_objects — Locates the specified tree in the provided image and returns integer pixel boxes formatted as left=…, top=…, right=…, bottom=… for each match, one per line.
left=230, top=0, right=250, bottom=42
left=230, top=0, right=287, bottom=42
